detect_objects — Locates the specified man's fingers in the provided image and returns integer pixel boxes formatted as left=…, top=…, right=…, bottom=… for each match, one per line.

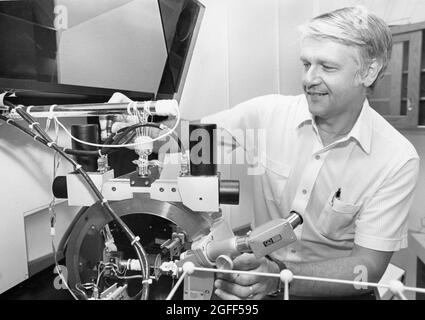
left=233, top=253, right=262, bottom=271
left=108, top=92, right=133, bottom=103
left=215, top=272, right=256, bottom=286
left=215, top=279, right=263, bottom=300
left=215, top=279, right=255, bottom=299
left=214, top=289, right=241, bottom=300
left=216, top=271, right=238, bottom=282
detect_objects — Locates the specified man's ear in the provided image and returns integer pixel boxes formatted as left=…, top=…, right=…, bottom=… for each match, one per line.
left=361, top=59, right=383, bottom=88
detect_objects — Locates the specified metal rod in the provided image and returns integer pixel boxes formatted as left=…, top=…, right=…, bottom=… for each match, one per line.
left=1, top=101, right=177, bottom=118
left=166, top=271, right=188, bottom=300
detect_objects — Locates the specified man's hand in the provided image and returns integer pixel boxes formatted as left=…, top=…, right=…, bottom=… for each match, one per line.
left=214, top=253, right=280, bottom=300
left=99, top=92, right=139, bottom=141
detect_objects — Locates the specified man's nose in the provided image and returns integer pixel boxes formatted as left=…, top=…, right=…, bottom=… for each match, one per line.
left=303, top=66, right=322, bottom=87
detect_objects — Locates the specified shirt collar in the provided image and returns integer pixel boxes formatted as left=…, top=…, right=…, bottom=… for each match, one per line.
left=294, top=95, right=314, bottom=128
left=348, top=99, right=372, bottom=154
left=295, top=95, right=373, bottom=154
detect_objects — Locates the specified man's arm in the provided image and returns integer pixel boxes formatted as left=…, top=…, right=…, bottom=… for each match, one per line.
left=283, top=244, right=393, bottom=297
left=214, top=244, right=392, bottom=299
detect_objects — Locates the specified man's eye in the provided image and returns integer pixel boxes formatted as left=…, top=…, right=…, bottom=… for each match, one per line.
left=303, top=63, right=311, bottom=69
left=323, top=65, right=336, bottom=71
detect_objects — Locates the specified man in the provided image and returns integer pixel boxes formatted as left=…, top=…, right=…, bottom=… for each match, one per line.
left=103, top=6, right=419, bottom=299
left=200, top=6, right=419, bottom=300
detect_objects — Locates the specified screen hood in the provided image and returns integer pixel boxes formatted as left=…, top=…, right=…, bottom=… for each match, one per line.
left=0, top=0, right=204, bottom=101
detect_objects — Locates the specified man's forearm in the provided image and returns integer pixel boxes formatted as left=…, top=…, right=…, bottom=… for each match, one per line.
left=284, top=255, right=379, bottom=297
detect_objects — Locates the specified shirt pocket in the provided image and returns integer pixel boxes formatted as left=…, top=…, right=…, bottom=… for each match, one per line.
left=260, top=155, right=291, bottom=205
left=317, top=197, right=361, bottom=241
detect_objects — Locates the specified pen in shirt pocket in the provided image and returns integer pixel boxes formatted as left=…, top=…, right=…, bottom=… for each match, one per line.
left=331, top=188, right=341, bottom=206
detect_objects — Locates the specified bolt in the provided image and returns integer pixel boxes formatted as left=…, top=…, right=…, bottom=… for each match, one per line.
left=145, top=181, right=149, bottom=186
left=131, top=181, right=135, bottom=185
left=171, top=188, right=176, bottom=192
left=159, top=188, right=164, bottom=192
left=112, top=187, right=116, bottom=192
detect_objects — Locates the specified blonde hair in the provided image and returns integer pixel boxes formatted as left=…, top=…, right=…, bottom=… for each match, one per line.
left=300, top=6, right=392, bottom=88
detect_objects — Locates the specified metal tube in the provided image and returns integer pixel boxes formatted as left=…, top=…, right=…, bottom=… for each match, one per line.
left=287, top=211, right=303, bottom=229
left=1, top=101, right=177, bottom=118
left=205, top=238, right=239, bottom=262
left=235, top=236, right=251, bottom=254
left=189, top=123, right=217, bottom=176
left=219, top=180, right=240, bottom=205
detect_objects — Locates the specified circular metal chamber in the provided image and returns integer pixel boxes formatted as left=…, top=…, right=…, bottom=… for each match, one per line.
left=65, top=194, right=211, bottom=300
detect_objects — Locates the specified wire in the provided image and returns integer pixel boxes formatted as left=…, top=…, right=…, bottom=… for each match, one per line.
left=75, top=284, right=89, bottom=300
left=51, top=239, right=79, bottom=300
left=0, top=115, right=48, bottom=145
left=53, top=104, right=181, bottom=148
left=48, top=144, right=79, bottom=300
left=116, top=275, right=145, bottom=280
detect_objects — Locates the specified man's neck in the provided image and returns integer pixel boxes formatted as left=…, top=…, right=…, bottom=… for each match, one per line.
left=314, top=100, right=364, bottom=147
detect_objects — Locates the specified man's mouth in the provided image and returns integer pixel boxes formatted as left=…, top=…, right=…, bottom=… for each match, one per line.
left=307, top=91, right=328, bottom=96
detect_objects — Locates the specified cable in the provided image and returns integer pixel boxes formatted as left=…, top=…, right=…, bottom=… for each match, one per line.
left=53, top=103, right=181, bottom=148
left=0, top=115, right=49, bottom=145
left=118, top=122, right=184, bottom=154
left=0, top=115, right=118, bottom=157
left=52, top=239, right=79, bottom=300
left=1, top=114, right=183, bottom=161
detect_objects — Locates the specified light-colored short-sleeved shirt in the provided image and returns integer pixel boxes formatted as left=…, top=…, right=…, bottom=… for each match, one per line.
left=202, top=94, right=419, bottom=263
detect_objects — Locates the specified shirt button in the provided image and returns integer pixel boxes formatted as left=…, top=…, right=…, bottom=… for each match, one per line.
left=315, top=155, right=321, bottom=160
left=302, top=189, right=307, bottom=195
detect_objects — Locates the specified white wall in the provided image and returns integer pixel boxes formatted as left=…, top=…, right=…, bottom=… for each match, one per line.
left=0, top=118, right=83, bottom=293
left=278, top=0, right=314, bottom=95
left=180, top=0, right=280, bottom=229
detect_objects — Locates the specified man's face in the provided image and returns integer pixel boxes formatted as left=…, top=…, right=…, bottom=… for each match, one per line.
left=300, top=37, right=366, bottom=120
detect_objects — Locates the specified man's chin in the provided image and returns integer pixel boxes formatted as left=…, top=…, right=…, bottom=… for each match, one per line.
left=307, top=102, right=329, bottom=118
